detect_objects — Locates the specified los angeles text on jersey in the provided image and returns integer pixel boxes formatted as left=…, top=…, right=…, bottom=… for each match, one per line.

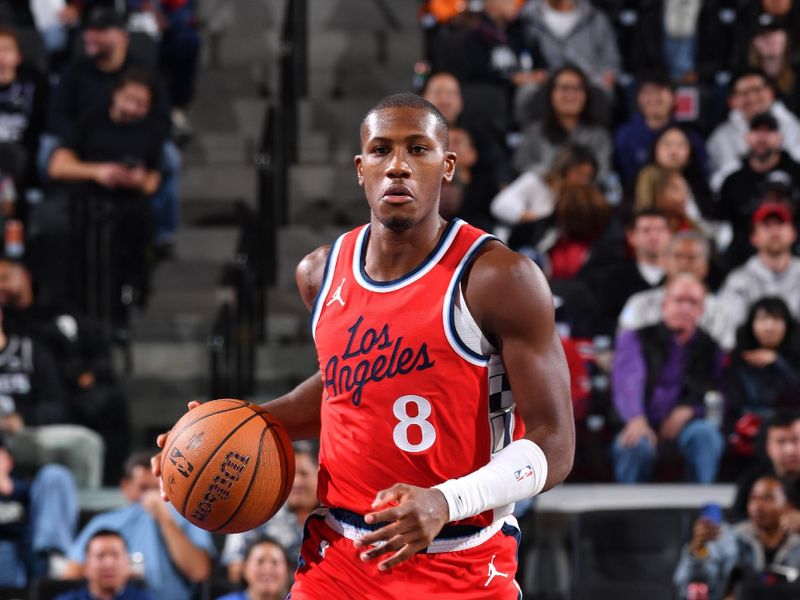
left=323, top=315, right=435, bottom=406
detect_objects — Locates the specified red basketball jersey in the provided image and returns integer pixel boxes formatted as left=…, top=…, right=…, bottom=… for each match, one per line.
left=311, top=219, right=525, bottom=529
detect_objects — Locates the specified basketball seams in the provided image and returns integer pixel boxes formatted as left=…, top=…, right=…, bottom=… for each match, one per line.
left=178, top=410, right=263, bottom=517
left=259, top=410, right=293, bottom=509
left=161, top=400, right=249, bottom=466
left=212, top=422, right=269, bottom=533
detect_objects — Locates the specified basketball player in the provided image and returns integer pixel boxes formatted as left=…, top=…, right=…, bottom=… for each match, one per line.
left=154, top=94, right=575, bottom=598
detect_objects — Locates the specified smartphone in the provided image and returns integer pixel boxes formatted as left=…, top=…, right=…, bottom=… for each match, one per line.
left=700, top=502, right=723, bottom=526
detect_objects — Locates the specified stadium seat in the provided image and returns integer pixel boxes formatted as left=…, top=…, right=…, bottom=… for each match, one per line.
left=571, top=508, right=693, bottom=585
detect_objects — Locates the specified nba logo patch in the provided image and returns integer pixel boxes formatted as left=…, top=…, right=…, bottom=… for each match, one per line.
left=514, top=465, right=533, bottom=481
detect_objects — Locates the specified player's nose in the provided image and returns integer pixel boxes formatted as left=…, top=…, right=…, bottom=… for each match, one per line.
left=385, top=149, right=411, bottom=178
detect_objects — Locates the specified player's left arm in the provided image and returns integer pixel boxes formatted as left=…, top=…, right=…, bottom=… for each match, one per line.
left=469, top=243, right=575, bottom=487
left=358, top=244, right=574, bottom=569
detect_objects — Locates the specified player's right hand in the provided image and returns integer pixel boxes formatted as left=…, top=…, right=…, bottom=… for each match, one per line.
left=152, top=401, right=201, bottom=501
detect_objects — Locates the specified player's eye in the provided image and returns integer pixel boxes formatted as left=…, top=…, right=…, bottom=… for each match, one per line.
left=371, top=145, right=389, bottom=155
left=409, top=145, right=428, bottom=154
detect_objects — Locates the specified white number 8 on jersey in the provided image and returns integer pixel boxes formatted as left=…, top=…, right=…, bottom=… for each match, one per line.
left=392, top=395, right=437, bottom=452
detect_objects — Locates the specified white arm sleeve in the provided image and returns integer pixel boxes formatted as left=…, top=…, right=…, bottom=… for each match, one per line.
left=433, top=438, right=548, bottom=523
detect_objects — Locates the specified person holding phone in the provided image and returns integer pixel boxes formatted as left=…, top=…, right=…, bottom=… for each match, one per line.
left=674, top=476, right=800, bottom=599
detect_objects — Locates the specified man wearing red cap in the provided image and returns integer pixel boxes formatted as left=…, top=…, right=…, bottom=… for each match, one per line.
left=719, top=201, right=800, bottom=326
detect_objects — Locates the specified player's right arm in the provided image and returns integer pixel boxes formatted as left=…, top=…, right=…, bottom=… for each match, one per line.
left=153, top=247, right=330, bottom=488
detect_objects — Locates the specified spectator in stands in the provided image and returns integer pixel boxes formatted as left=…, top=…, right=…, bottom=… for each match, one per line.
left=0, top=26, right=47, bottom=200
left=633, top=126, right=712, bottom=221
left=0, top=305, right=104, bottom=488
left=55, top=529, right=154, bottom=600
left=726, top=298, right=800, bottom=427
left=519, top=0, right=620, bottom=96
left=612, top=273, right=725, bottom=483
left=63, top=452, right=214, bottom=600
left=48, top=67, right=167, bottom=332
left=44, top=6, right=179, bottom=251
left=509, top=183, right=614, bottom=281
left=718, top=201, right=800, bottom=327
left=458, top=0, right=544, bottom=98
left=660, top=0, right=703, bottom=82
left=614, top=72, right=706, bottom=191
left=222, top=442, right=319, bottom=581
left=717, top=112, right=800, bottom=269
left=513, top=64, right=612, bottom=180
left=0, top=257, right=130, bottom=484
left=707, top=68, right=800, bottom=190
left=491, top=143, right=597, bottom=236
left=619, top=230, right=737, bottom=351
left=217, top=536, right=291, bottom=600
left=421, top=71, right=509, bottom=225
left=0, top=431, right=77, bottom=586
left=439, top=126, right=476, bottom=220
left=747, top=22, right=800, bottom=115
left=675, top=476, right=800, bottom=599
left=733, top=413, right=800, bottom=521
left=582, top=208, right=672, bottom=337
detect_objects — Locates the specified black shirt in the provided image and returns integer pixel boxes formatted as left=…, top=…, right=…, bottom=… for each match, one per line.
left=63, top=107, right=165, bottom=200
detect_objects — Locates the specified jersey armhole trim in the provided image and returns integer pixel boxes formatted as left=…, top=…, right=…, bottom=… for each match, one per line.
left=311, top=234, right=345, bottom=342
left=443, top=234, right=497, bottom=366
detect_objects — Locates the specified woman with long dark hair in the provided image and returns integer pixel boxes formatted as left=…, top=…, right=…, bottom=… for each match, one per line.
left=512, top=65, right=611, bottom=179
left=726, top=296, right=800, bottom=421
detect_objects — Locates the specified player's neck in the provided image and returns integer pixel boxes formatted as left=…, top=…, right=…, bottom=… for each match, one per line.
left=364, top=215, right=448, bottom=282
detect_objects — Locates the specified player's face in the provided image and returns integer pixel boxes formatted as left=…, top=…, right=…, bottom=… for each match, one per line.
left=84, top=535, right=130, bottom=594
left=243, top=542, right=289, bottom=596
left=287, top=453, right=318, bottom=512
left=356, top=107, right=455, bottom=232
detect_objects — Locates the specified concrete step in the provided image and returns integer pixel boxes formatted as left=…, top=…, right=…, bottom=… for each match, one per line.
left=277, top=223, right=350, bottom=289
left=174, top=227, right=240, bottom=263
left=181, top=163, right=257, bottom=203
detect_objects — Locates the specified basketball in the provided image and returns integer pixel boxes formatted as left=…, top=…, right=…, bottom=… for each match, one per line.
left=160, top=398, right=295, bottom=534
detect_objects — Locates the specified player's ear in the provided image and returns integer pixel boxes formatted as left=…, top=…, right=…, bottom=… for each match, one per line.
left=354, top=154, right=364, bottom=187
left=442, top=151, right=456, bottom=183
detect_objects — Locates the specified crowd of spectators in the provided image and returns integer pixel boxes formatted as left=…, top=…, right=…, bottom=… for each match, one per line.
left=0, top=0, right=204, bottom=594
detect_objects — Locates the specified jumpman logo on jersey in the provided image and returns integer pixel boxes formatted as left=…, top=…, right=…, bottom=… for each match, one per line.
left=326, top=278, right=346, bottom=307
left=484, top=554, right=509, bottom=587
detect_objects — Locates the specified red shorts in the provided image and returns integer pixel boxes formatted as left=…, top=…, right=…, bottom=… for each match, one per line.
left=289, top=509, right=522, bottom=600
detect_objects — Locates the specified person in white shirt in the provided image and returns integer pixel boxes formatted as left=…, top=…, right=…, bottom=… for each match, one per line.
left=719, top=201, right=800, bottom=327
left=618, top=230, right=737, bottom=350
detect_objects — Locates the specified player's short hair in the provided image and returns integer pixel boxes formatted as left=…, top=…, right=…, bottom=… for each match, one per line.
left=360, top=93, right=449, bottom=149
left=86, top=529, right=127, bottom=554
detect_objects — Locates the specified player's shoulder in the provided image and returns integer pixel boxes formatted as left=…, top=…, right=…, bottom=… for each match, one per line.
left=296, top=244, right=332, bottom=310
left=464, top=241, right=553, bottom=325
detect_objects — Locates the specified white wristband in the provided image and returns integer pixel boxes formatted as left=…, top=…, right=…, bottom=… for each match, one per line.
left=433, top=439, right=548, bottom=522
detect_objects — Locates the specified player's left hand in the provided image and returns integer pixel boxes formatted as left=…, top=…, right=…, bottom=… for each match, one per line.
left=355, top=483, right=449, bottom=571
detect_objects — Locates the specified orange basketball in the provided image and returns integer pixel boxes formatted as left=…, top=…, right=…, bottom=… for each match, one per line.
left=160, top=398, right=295, bottom=534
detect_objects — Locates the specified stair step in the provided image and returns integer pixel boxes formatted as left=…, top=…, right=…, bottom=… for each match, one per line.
left=174, top=227, right=240, bottom=263
left=182, top=164, right=256, bottom=202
